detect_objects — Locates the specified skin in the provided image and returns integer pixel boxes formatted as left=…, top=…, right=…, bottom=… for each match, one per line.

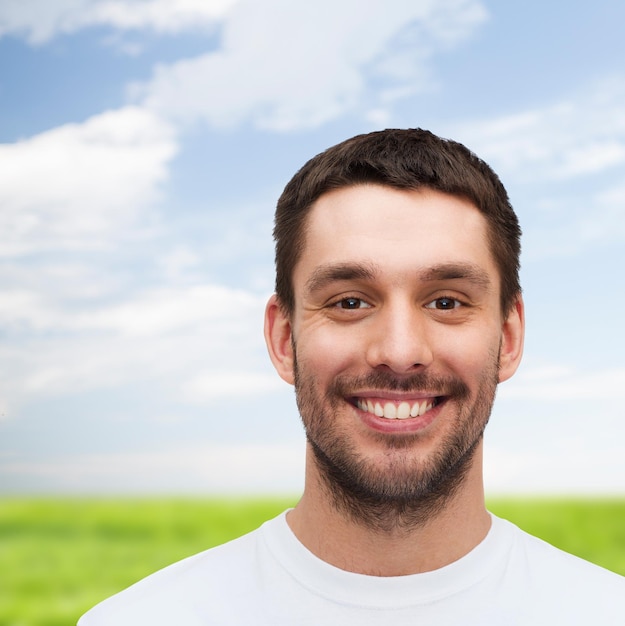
left=265, top=184, right=524, bottom=576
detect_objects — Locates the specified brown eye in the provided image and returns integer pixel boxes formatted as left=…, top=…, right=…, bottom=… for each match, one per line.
left=426, top=297, right=461, bottom=310
left=437, top=297, right=457, bottom=310
left=339, top=297, right=363, bottom=309
left=334, top=297, right=371, bottom=310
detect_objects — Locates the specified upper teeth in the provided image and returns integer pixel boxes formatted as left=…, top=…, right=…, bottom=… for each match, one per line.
left=356, top=398, right=434, bottom=420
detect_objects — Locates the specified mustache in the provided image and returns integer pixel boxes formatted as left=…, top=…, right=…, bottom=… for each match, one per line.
left=328, top=370, right=470, bottom=400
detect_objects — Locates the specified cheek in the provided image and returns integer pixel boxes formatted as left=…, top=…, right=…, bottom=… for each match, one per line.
left=296, top=325, right=359, bottom=375
left=440, top=328, right=501, bottom=378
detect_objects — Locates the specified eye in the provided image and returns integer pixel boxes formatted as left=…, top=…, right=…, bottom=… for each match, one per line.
left=334, top=297, right=371, bottom=310
left=425, top=296, right=462, bottom=310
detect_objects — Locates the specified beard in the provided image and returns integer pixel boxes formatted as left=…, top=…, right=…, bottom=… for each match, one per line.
left=293, top=352, right=500, bottom=533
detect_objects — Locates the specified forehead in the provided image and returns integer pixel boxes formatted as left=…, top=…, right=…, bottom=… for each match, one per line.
left=293, top=184, right=497, bottom=289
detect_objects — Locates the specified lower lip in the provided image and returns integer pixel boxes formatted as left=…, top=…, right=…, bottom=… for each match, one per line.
left=356, top=401, right=443, bottom=434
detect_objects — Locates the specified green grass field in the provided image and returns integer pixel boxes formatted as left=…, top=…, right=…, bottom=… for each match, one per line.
left=2, top=497, right=624, bottom=626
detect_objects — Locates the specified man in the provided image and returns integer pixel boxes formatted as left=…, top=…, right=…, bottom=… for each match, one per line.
left=79, top=129, right=625, bottom=625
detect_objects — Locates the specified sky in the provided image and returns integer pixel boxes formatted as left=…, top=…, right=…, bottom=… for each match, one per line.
left=1, top=0, right=624, bottom=496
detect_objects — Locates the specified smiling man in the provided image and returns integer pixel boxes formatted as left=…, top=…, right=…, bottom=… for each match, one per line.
left=265, top=183, right=518, bottom=563
left=79, top=129, right=624, bottom=625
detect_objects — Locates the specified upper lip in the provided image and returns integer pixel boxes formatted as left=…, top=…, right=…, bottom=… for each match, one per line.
left=349, top=390, right=441, bottom=402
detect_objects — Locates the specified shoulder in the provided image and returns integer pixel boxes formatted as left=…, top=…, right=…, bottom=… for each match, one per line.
left=502, top=516, right=622, bottom=581
left=78, top=514, right=284, bottom=626
left=493, top=516, right=625, bottom=621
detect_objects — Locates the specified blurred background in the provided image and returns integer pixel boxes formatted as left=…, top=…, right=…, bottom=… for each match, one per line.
left=1, top=0, right=625, bottom=498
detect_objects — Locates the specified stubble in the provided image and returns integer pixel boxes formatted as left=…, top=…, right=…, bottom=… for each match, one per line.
left=294, top=355, right=500, bottom=533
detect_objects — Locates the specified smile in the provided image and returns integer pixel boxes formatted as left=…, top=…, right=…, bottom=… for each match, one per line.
left=354, top=397, right=439, bottom=420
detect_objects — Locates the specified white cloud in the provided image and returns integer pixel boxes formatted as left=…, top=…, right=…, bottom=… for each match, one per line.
left=85, top=0, right=238, bottom=31
left=446, top=76, right=625, bottom=255
left=0, top=442, right=305, bottom=494
left=487, top=363, right=625, bottom=494
left=0, top=106, right=177, bottom=255
left=182, top=370, right=285, bottom=402
left=0, top=0, right=238, bottom=44
left=519, top=181, right=625, bottom=259
left=137, top=0, right=488, bottom=131
left=453, top=77, right=625, bottom=182
left=485, top=442, right=625, bottom=495
left=2, top=0, right=489, bottom=131
left=0, top=282, right=269, bottom=401
left=575, top=183, right=625, bottom=243
left=74, top=284, right=264, bottom=336
left=499, top=365, right=625, bottom=401
left=0, top=283, right=264, bottom=337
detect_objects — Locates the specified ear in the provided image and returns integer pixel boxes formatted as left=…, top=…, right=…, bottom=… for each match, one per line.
left=264, top=294, right=295, bottom=385
left=498, top=296, right=525, bottom=383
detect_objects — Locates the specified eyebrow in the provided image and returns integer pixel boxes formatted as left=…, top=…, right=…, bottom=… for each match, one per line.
left=304, top=261, right=492, bottom=294
left=304, top=262, right=378, bottom=294
left=418, top=263, right=493, bottom=290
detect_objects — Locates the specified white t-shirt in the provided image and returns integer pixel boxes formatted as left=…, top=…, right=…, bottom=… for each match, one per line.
left=78, top=512, right=625, bottom=625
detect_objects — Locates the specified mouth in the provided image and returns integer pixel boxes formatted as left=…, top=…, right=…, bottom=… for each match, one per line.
left=352, top=396, right=441, bottom=420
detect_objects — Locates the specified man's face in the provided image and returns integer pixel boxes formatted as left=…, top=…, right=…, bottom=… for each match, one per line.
left=266, top=184, right=523, bottom=522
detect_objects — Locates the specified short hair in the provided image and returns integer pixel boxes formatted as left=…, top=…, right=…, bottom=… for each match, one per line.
left=273, top=128, right=521, bottom=315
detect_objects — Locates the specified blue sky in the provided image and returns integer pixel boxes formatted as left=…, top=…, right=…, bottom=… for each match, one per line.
left=1, top=0, right=624, bottom=495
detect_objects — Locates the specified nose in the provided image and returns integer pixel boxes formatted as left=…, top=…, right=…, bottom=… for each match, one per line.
left=365, top=300, right=434, bottom=374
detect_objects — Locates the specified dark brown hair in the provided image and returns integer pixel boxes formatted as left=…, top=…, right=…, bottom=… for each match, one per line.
left=274, top=128, right=521, bottom=314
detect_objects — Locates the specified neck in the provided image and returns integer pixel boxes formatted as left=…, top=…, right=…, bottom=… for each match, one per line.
left=287, top=442, right=491, bottom=576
